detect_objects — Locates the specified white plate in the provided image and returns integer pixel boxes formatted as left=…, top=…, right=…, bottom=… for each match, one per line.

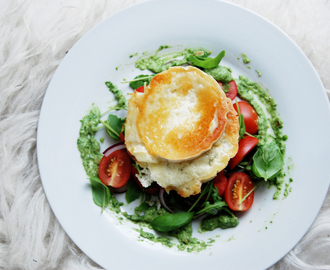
left=37, top=0, right=330, bottom=269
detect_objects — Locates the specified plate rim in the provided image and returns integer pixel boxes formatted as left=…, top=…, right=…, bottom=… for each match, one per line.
left=37, top=0, right=330, bottom=269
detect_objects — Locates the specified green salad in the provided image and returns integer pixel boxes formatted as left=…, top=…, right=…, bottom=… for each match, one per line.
left=77, top=45, right=290, bottom=252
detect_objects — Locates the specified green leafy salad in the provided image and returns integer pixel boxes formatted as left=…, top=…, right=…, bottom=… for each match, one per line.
left=77, top=45, right=291, bottom=252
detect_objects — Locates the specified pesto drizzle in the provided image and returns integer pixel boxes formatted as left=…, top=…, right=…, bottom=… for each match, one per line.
left=135, top=47, right=211, bottom=73
left=236, top=75, right=285, bottom=154
left=105, top=81, right=128, bottom=110
left=77, top=107, right=103, bottom=177
left=236, top=75, right=287, bottom=198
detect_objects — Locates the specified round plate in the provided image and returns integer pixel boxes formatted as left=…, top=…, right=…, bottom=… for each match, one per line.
left=37, top=0, right=330, bottom=269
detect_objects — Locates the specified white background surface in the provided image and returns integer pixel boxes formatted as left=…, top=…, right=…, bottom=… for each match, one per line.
left=1, top=0, right=330, bottom=269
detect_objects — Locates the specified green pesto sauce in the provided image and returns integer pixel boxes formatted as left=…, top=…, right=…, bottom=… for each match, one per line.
left=108, top=195, right=124, bottom=214
left=242, top=53, right=251, bottom=64
left=204, top=66, right=234, bottom=83
left=284, top=178, right=293, bottom=198
left=77, top=107, right=103, bottom=177
left=201, top=212, right=239, bottom=231
left=135, top=46, right=234, bottom=84
left=105, top=81, right=128, bottom=110
left=236, top=75, right=287, bottom=199
left=158, top=45, right=171, bottom=51
left=136, top=228, right=175, bottom=248
left=123, top=205, right=169, bottom=222
left=236, top=75, right=285, bottom=153
left=137, top=225, right=209, bottom=252
left=135, top=47, right=211, bottom=73
left=123, top=206, right=208, bottom=251
left=256, top=70, right=262, bottom=77
left=272, top=174, right=285, bottom=199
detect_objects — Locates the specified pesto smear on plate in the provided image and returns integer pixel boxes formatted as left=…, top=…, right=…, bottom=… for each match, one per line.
left=76, top=46, right=290, bottom=251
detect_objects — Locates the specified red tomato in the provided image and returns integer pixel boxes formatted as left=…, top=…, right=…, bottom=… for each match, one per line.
left=217, top=80, right=237, bottom=100
left=213, top=170, right=227, bottom=197
left=98, top=149, right=131, bottom=188
left=226, top=80, right=238, bottom=100
left=225, top=172, right=254, bottom=211
left=131, top=165, right=159, bottom=194
left=145, top=186, right=160, bottom=195
left=119, top=125, right=125, bottom=142
left=229, top=136, right=259, bottom=169
left=135, top=86, right=145, bottom=93
left=233, top=101, right=258, bottom=134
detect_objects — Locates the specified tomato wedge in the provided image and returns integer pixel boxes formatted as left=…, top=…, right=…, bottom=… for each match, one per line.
left=218, top=80, right=237, bottom=100
left=226, top=80, right=238, bottom=100
left=213, top=170, right=227, bottom=197
left=98, top=149, right=131, bottom=188
left=225, top=172, right=254, bottom=211
left=135, top=86, right=145, bottom=93
left=229, top=136, right=259, bottom=169
left=233, top=101, right=258, bottom=134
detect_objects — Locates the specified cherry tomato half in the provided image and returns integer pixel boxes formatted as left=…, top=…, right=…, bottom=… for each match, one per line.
left=213, top=170, right=227, bottom=197
left=229, top=136, right=259, bottom=170
left=218, top=80, right=237, bottom=100
left=135, top=86, right=145, bottom=93
left=98, top=149, right=131, bottom=188
left=233, top=101, right=258, bottom=134
left=225, top=172, right=254, bottom=211
left=144, top=186, right=160, bottom=195
left=131, top=165, right=159, bottom=194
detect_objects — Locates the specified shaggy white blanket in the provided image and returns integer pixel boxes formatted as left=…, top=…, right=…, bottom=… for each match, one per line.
left=0, top=0, right=329, bottom=269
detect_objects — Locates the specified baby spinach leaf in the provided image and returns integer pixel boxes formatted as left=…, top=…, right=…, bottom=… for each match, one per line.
left=104, top=114, right=126, bottom=140
left=101, top=120, right=117, bottom=140
left=252, top=141, right=284, bottom=181
left=126, top=179, right=142, bottom=204
left=135, top=201, right=149, bottom=211
left=194, top=56, right=213, bottom=61
left=129, top=75, right=152, bottom=89
left=196, top=200, right=227, bottom=215
left=151, top=212, right=194, bottom=232
left=188, top=50, right=225, bottom=69
left=89, top=177, right=111, bottom=209
left=187, top=181, right=212, bottom=212
left=196, top=187, right=227, bottom=215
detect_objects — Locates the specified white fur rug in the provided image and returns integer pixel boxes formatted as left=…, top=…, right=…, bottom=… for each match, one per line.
left=0, top=0, right=329, bottom=269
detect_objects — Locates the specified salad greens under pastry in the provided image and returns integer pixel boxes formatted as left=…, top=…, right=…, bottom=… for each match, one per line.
left=77, top=46, right=290, bottom=252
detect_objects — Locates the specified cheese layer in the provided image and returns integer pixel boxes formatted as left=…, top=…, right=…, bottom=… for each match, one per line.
left=125, top=67, right=239, bottom=197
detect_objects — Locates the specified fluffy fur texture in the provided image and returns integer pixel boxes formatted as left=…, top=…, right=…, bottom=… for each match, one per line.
left=0, top=0, right=329, bottom=269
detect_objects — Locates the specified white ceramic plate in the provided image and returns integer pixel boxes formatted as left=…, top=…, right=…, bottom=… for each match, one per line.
left=37, top=0, right=330, bottom=269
